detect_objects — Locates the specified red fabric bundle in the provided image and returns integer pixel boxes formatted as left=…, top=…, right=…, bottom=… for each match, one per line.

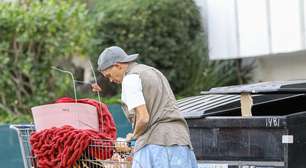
left=30, top=97, right=117, bottom=168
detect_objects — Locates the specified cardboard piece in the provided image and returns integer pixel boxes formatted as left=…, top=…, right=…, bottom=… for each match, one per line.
left=240, top=92, right=253, bottom=117
left=31, top=103, right=99, bottom=131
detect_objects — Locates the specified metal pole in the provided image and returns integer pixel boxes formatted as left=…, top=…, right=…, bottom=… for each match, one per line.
left=51, top=66, right=78, bottom=103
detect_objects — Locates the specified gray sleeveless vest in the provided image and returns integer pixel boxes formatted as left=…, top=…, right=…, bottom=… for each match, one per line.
left=121, top=62, right=192, bottom=152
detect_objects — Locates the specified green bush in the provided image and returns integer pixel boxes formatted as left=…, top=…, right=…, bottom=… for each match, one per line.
left=0, top=0, right=93, bottom=118
left=91, top=0, right=251, bottom=96
left=0, top=113, right=32, bottom=124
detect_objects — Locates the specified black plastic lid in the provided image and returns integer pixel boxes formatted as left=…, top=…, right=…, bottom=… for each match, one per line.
left=204, top=80, right=306, bottom=94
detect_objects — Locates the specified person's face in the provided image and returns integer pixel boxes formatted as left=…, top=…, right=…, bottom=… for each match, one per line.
left=101, top=64, right=124, bottom=84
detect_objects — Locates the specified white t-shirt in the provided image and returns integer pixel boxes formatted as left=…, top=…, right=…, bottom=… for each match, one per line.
left=121, top=74, right=146, bottom=111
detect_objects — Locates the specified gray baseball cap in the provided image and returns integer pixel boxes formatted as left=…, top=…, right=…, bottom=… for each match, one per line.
left=97, top=46, right=139, bottom=71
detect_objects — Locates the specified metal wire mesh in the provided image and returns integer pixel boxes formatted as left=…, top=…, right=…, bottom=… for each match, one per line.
left=11, top=125, right=133, bottom=168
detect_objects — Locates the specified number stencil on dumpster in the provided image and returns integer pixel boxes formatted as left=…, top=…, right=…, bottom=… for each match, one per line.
left=266, top=117, right=280, bottom=127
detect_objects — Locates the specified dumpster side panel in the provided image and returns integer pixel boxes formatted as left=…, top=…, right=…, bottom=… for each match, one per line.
left=190, top=127, right=285, bottom=161
left=188, top=118, right=286, bottom=162
left=287, top=114, right=306, bottom=168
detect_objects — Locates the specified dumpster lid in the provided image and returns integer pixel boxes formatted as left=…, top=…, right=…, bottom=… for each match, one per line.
left=178, top=94, right=240, bottom=118
left=203, top=80, right=306, bottom=94
left=178, top=93, right=306, bottom=118
left=179, top=80, right=306, bottom=118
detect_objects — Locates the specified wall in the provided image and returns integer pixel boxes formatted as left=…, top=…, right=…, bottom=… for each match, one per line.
left=195, top=0, right=306, bottom=60
left=250, top=51, right=306, bottom=82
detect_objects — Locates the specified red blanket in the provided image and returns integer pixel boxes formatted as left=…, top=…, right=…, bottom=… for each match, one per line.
left=30, top=97, right=117, bottom=168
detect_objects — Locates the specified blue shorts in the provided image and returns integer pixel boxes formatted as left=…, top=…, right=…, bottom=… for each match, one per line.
left=132, top=144, right=198, bottom=168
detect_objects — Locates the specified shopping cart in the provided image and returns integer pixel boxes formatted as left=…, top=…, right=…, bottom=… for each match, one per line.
left=10, top=124, right=134, bottom=168
left=10, top=65, right=140, bottom=168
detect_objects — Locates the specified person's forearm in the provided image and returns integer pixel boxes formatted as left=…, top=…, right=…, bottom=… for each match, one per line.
left=132, top=105, right=150, bottom=139
left=132, top=118, right=148, bottom=139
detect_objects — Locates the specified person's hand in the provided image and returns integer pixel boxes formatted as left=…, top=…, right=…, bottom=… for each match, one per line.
left=126, top=133, right=135, bottom=142
left=91, top=83, right=102, bottom=92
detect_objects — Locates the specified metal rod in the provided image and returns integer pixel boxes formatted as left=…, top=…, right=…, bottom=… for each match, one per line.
left=88, top=61, right=104, bottom=133
left=88, top=61, right=102, bottom=102
left=10, top=125, right=30, bottom=168
left=51, top=66, right=78, bottom=103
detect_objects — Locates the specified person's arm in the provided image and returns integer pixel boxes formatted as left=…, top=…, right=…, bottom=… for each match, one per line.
left=126, top=104, right=149, bottom=141
left=122, top=74, right=148, bottom=141
left=133, top=104, right=150, bottom=138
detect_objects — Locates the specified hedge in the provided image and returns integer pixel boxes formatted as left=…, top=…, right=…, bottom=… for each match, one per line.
left=0, top=0, right=93, bottom=117
left=91, top=0, right=250, bottom=96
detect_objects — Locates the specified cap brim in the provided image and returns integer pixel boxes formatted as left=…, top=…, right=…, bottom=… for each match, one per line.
left=97, top=53, right=139, bottom=71
left=120, top=54, right=139, bottom=63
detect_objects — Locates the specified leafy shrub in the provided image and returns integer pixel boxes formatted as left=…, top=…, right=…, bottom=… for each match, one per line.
left=91, top=0, right=251, bottom=96
left=0, top=0, right=93, bottom=117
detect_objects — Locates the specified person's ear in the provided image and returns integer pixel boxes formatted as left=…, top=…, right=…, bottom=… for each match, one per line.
left=114, top=63, right=122, bottom=69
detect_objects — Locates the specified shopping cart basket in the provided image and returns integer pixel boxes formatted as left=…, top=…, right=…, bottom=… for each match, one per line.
left=10, top=124, right=134, bottom=168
